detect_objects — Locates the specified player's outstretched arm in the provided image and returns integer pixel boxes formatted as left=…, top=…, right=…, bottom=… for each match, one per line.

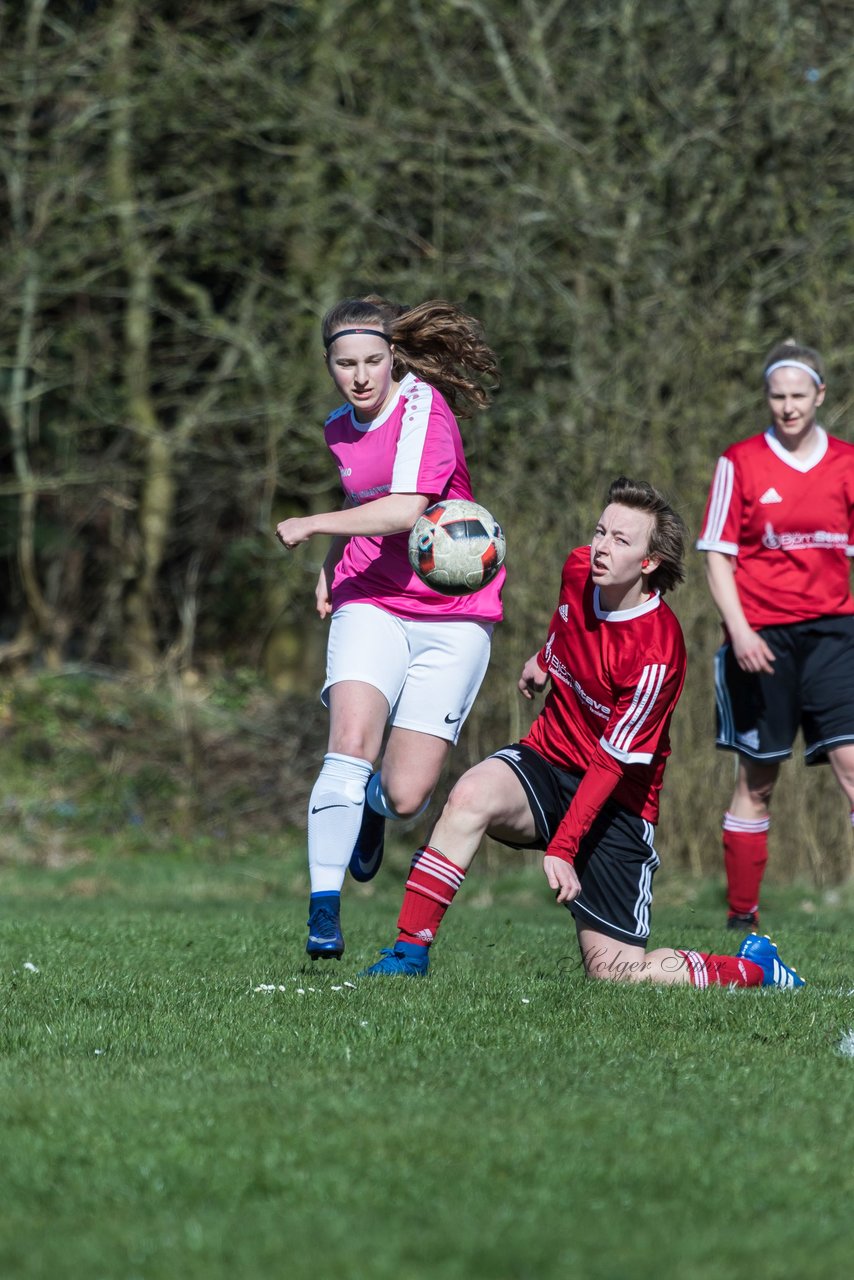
left=276, top=492, right=429, bottom=548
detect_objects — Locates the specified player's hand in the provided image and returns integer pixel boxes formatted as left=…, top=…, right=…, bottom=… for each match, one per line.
left=518, top=653, right=549, bottom=700
left=543, top=855, right=581, bottom=905
left=731, top=627, right=776, bottom=675
left=315, top=567, right=332, bottom=619
left=276, top=517, right=315, bottom=549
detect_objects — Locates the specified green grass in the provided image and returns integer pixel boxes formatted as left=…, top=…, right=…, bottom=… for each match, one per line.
left=1, top=673, right=853, bottom=1277
left=1, top=848, right=853, bottom=1280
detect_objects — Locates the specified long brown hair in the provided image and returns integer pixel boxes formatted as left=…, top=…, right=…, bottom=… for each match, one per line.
left=322, top=296, right=499, bottom=416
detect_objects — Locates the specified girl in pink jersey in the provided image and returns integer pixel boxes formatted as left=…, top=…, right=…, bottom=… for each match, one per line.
left=362, top=477, right=803, bottom=990
left=276, top=296, right=503, bottom=959
left=697, top=341, right=854, bottom=929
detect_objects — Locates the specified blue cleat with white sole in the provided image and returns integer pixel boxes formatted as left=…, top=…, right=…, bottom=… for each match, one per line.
left=306, top=897, right=344, bottom=959
left=349, top=803, right=386, bottom=882
left=736, top=933, right=805, bottom=988
left=359, top=940, right=429, bottom=977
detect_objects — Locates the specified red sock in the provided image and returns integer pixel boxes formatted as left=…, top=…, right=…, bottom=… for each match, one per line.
left=396, top=845, right=466, bottom=946
left=678, top=950, right=764, bottom=988
left=723, top=812, right=769, bottom=916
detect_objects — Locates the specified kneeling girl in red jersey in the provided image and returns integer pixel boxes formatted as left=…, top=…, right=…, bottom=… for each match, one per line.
left=362, top=476, right=804, bottom=989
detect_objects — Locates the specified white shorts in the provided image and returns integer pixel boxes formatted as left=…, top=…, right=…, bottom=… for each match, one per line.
left=322, top=602, right=493, bottom=744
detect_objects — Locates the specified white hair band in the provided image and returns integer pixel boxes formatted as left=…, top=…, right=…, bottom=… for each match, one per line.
left=764, top=359, right=824, bottom=387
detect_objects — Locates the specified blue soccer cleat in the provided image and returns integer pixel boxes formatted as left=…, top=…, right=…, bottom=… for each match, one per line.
left=359, top=940, right=429, bottom=977
left=736, top=933, right=805, bottom=988
left=306, top=898, right=344, bottom=959
left=349, top=803, right=386, bottom=882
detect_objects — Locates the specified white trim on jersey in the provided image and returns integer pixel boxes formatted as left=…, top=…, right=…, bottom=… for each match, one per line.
left=765, top=425, right=828, bottom=472
left=324, top=384, right=405, bottom=435
left=600, top=736, right=654, bottom=766
left=696, top=537, right=739, bottom=555
left=698, top=455, right=735, bottom=547
left=605, top=663, right=667, bottom=761
left=390, top=373, right=436, bottom=492
left=593, top=587, right=661, bottom=622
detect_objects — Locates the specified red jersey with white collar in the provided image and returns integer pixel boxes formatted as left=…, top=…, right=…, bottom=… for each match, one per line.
left=696, top=427, right=854, bottom=628
left=522, top=547, right=686, bottom=823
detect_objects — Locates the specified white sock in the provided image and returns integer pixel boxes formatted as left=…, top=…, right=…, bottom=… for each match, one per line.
left=307, top=753, right=372, bottom=893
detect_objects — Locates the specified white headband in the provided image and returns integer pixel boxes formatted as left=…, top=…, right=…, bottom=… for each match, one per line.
left=764, top=359, right=824, bottom=388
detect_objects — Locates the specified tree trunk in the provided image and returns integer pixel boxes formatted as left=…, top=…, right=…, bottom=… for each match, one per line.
left=2, top=0, right=62, bottom=667
left=107, top=0, right=171, bottom=673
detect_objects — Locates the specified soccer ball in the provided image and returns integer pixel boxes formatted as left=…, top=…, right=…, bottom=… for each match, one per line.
left=408, top=499, right=506, bottom=596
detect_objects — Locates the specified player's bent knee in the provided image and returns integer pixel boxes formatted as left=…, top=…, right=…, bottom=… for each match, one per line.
left=383, top=789, right=432, bottom=820
left=443, top=772, right=495, bottom=827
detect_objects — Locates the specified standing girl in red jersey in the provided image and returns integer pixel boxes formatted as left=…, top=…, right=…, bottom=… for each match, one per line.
left=276, top=296, right=503, bottom=960
left=362, top=477, right=803, bottom=989
left=697, top=341, right=854, bottom=930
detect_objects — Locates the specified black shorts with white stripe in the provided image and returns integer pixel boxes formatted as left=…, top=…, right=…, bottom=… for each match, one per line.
left=715, top=614, right=854, bottom=765
left=489, top=743, right=659, bottom=946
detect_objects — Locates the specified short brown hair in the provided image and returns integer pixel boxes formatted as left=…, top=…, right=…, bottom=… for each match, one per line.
left=606, top=476, right=686, bottom=595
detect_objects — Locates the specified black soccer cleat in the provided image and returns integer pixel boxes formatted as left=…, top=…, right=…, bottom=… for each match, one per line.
left=348, top=803, right=386, bottom=882
left=727, top=911, right=759, bottom=933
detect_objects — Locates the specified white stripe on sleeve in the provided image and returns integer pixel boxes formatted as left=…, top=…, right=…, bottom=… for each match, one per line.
left=391, top=377, right=434, bottom=492
left=609, top=663, right=667, bottom=754
left=701, top=456, right=734, bottom=545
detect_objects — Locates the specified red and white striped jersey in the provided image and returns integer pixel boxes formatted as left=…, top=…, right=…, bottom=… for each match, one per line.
left=522, top=547, right=686, bottom=823
left=697, top=428, right=854, bottom=628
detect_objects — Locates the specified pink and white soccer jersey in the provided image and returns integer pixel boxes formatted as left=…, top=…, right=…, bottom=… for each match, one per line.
left=522, top=547, right=686, bottom=824
left=697, top=428, right=854, bottom=629
left=323, top=372, right=504, bottom=622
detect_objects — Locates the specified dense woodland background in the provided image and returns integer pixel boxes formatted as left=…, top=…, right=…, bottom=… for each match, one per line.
left=2, top=0, right=854, bottom=880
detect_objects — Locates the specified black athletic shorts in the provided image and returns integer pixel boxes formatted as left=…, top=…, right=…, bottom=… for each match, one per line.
left=489, top=743, right=659, bottom=946
left=714, top=615, right=854, bottom=765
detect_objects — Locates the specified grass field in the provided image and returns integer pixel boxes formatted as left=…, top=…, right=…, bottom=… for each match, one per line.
left=1, top=674, right=853, bottom=1277
left=1, top=842, right=853, bottom=1280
